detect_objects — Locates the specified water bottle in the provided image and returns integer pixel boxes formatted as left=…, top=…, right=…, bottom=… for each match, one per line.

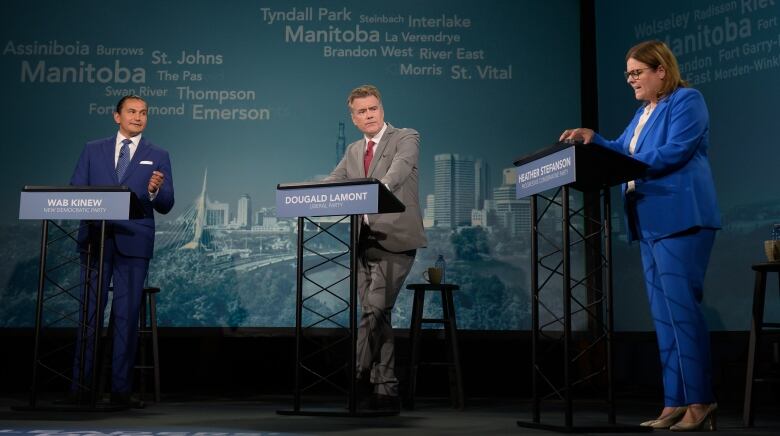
left=435, top=254, right=446, bottom=284
left=773, top=223, right=780, bottom=241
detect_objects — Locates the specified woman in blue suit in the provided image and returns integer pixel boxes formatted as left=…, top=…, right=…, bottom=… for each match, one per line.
left=561, top=40, right=720, bottom=432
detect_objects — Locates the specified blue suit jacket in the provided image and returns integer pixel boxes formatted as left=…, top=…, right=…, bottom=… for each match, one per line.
left=593, top=87, right=721, bottom=242
left=70, top=136, right=175, bottom=258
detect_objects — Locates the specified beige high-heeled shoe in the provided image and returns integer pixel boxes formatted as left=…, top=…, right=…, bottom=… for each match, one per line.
left=670, top=403, right=718, bottom=432
left=640, top=406, right=687, bottom=429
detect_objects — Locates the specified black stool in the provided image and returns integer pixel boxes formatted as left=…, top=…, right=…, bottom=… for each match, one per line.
left=136, top=286, right=161, bottom=402
left=405, top=283, right=464, bottom=409
left=743, top=262, right=780, bottom=427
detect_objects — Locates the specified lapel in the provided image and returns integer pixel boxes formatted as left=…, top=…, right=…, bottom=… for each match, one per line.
left=351, top=138, right=365, bottom=176
left=367, top=123, right=394, bottom=178
left=119, top=137, right=150, bottom=184
left=102, top=137, right=120, bottom=183
left=632, top=96, right=670, bottom=155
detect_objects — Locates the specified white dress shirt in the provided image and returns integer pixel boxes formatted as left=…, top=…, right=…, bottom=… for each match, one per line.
left=626, top=104, right=655, bottom=193
left=364, top=122, right=388, bottom=163
left=115, top=132, right=141, bottom=166
left=115, top=132, right=158, bottom=199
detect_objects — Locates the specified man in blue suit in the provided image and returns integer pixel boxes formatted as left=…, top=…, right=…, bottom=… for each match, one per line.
left=70, top=95, right=174, bottom=405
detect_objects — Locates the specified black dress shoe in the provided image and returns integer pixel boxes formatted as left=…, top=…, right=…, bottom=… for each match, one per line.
left=53, top=392, right=82, bottom=405
left=370, top=394, right=400, bottom=412
left=355, top=376, right=374, bottom=407
left=109, top=392, right=145, bottom=408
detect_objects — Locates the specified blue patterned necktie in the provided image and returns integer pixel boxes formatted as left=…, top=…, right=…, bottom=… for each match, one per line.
left=116, top=138, right=132, bottom=181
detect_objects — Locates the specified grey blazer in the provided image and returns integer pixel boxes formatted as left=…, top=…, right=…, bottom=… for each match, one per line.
left=325, top=123, right=427, bottom=252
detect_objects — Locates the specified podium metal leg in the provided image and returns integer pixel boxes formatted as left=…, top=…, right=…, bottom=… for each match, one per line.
left=76, top=244, right=92, bottom=403
left=293, top=217, right=304, bottom=412
left=348, top=214, right=359, bottom=414
left=89, top=221, right=107, bottom=407
left=562, top=186, right=572, bottom=428
left=604, top=188, right=616, bottom=424
left=28, top=220, right=49, bottom=408
left=530, top=195, right=540, bottom=423
left=278, top=215, right=394, bottom=417
left=16, top=219, right=125, bottom=412
left=518, top=188, right=649, bottom=433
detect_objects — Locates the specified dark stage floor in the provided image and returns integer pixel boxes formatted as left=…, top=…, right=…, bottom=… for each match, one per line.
left=1, top=395, right=778, bottom=435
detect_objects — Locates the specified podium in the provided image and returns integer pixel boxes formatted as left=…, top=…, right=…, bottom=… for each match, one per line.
left=275, top=178, right=404, bottom=416
left=512, top=142, right=651, bottom=432
left=16, top=186, right=142, bottom=410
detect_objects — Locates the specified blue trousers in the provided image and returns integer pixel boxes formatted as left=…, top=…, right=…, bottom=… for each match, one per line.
left=639, top=228, right=716, bottom=406
left=72, top=238, right=149, bottom=394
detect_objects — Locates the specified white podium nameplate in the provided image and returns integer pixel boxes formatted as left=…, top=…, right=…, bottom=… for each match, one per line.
left=19, top=191, right=132, bottom=220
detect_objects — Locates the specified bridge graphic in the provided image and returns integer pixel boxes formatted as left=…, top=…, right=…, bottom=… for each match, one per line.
left=155, top=169, right=349, bottom=273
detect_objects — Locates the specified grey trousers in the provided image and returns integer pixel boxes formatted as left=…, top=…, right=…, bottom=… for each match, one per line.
left=356, top=243, right=415, bottom=396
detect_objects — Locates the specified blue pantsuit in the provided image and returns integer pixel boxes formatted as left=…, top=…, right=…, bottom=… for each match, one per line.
left=639, top=228, right=716, bottom=406
left=593, top=87, right=721, bottom=406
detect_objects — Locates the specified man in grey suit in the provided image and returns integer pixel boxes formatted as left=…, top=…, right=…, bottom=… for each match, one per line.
left=325, top=84, right=427, bottom=410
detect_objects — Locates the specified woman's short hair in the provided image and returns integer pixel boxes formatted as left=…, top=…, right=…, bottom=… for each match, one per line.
left=626, top=40, right=687, bottom=97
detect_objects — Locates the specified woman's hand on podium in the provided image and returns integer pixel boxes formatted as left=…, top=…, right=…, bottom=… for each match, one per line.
left=559, top=128, right=595, bottom=144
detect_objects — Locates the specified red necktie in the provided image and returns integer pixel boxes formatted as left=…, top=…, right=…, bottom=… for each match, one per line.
left=364, top=140, right=375, bottom=177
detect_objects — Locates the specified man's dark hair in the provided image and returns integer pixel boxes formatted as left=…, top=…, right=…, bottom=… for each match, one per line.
left=115, top=95, right=147, bottom=113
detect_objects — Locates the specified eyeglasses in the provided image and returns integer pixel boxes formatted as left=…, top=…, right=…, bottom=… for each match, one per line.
left=624, top=68, right=651, bottom=80
left=352, top=105, right=381, bottom=117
